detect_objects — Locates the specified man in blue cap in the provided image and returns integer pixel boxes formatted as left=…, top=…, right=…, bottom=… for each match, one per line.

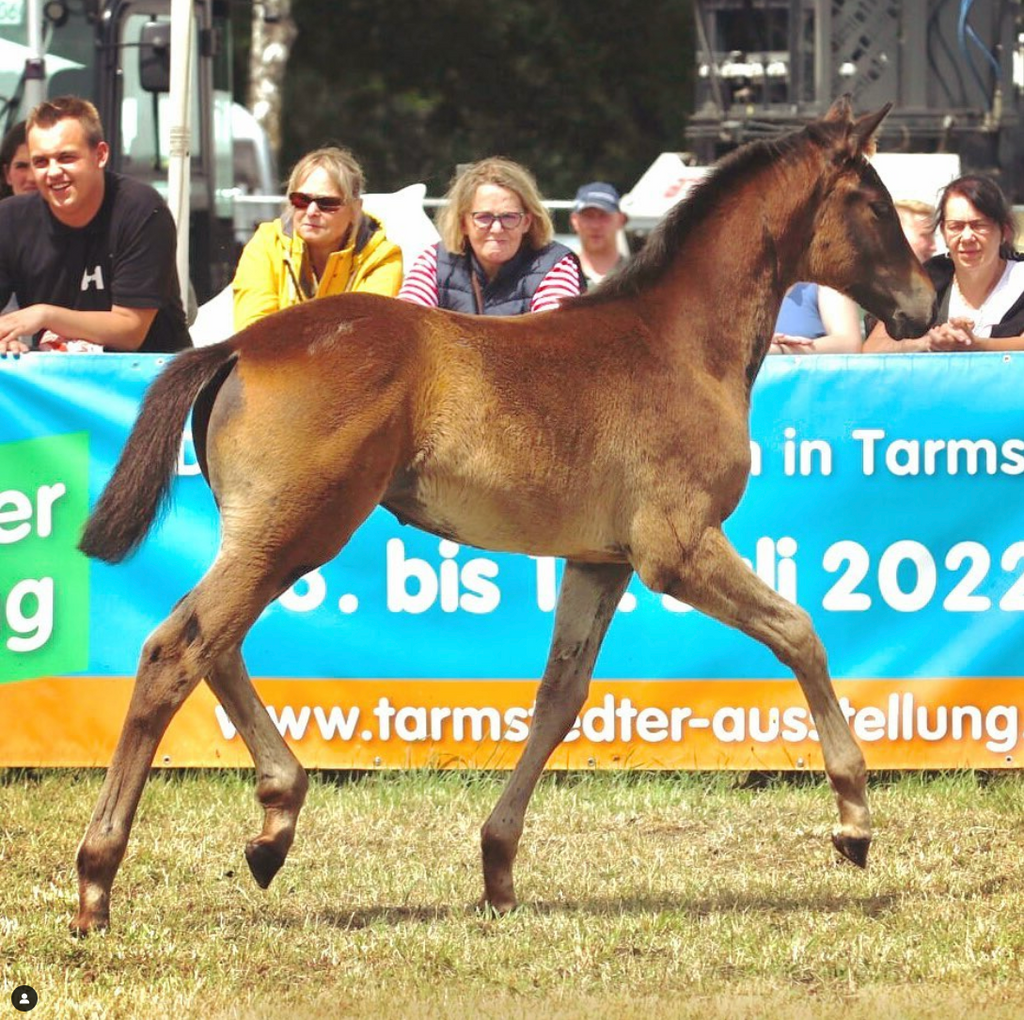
left=569, top=181, right=629, bottom=287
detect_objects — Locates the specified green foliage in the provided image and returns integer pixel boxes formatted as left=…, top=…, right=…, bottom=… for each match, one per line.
left=278, top=0, right=694, bottom=198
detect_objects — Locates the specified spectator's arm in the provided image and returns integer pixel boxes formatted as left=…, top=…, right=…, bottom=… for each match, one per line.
left=356, top=245, right=404, bottom=298
left=397, top=245, right=440, bottom=307
left=812, top=286, right=863, bottom=352
left=968, top=332, right=1024, bottom=352
left=863, top=317, right=933, bottom=352
left=530, top=254, right=584, bottom=312
left=232, top=228, right=284, bottom=331
left=0, top=303, right=156, bottom=351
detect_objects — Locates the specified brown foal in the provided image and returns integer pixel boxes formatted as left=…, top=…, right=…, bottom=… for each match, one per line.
left=73, top=96, right=935, bottom=932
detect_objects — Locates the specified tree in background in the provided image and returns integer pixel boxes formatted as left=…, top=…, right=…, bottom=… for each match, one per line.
left=245, top=1, right=298, bottom=157
left=265, top=0, right=693, bottom=201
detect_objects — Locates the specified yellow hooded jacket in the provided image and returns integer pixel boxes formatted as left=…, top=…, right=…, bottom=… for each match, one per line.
left=231, top=210, right=403, bottom=331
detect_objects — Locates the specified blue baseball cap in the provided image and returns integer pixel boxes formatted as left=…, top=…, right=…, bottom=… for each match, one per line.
left=573, top=181, right=621, bottom=214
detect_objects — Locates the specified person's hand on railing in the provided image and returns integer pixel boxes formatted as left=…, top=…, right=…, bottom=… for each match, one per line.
left=924, top=317, right=978, bottom=351
left=769, top=333, right=817, bottom=354
left=0, top=303, right=46, bottom=354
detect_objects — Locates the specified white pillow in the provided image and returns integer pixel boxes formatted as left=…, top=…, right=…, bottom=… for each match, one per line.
left=362, top=182, right=439, bottom=262
left=190, top=284, right=234, bottom=347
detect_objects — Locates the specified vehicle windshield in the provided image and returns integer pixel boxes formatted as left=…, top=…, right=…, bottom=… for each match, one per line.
left=0, top=2, right=97, bottom=126
left=0, top=4, right=206, bottom=186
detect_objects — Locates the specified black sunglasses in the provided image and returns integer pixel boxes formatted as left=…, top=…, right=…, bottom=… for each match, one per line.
left=289, top=192, right=345, bottom=213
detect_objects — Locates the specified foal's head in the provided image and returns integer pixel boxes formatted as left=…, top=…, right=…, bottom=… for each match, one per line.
left=802, top=96, right=936, bottom=339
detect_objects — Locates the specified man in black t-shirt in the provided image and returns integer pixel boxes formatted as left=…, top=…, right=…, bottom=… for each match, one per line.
left=0, top=95, right=191, bottom=354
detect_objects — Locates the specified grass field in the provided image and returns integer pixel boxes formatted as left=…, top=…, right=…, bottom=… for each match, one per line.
left=2, top=768, right=1024, bottom=1018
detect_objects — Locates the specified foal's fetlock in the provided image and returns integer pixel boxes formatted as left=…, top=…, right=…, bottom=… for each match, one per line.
left=246, top=769, right=306, bottom=889
left=70, top=907, right=109, bottom=936
left=480, top=827, right=519, bottom=914
left=255, top=768, right=308, bottom=822
left=72, top=882, right=112, bottom=935
left=477, top=894, right=518, bottom=918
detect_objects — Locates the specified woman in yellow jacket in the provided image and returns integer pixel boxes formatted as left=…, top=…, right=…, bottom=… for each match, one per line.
left=232, top=146, right=403, bottom=331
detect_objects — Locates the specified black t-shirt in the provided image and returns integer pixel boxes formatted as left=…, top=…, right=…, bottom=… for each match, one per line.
left=0, top=171, right=191, bottom=353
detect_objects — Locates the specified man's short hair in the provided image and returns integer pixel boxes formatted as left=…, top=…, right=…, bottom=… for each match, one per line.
left=27, top=95, right=105, bottom=148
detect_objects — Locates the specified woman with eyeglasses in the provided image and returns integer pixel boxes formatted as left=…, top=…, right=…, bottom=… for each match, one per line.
left=232, top=146, right=402, bottom=331
left=398, top=157, right=584, bottom=314
left=865, top=173, right=1024, bottom=352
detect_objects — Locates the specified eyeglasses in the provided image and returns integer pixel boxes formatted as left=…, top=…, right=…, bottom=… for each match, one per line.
left=944, top=218, right=996, bottom=237
left=470, top=211, right=525, bottom=230
left=289, top=192, right=345, bottom=213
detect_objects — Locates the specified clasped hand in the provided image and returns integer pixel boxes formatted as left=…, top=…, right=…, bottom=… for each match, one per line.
left=0, top=304, right=49, bottom=354
left=925, top=316, right=979, bottom=351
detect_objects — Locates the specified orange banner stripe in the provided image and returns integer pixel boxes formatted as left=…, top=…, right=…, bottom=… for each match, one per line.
left=1, top=676, right=1021, bottom=770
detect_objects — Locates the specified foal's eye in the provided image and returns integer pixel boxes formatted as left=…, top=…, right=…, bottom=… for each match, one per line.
left=869, top=201, right=890, bottom=219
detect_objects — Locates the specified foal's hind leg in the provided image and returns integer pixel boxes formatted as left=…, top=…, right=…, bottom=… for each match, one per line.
left=205, top=652, right=308, bottom=889
left=73, top=557, right=283, bottom=934
left=636, top=525, right=870, bottom=866
left=481, top=561, right=632, bottom=912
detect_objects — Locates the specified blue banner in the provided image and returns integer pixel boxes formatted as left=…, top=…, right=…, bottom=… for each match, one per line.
left=2, top=351, right=1023, bottom=770
left=2, top=352, right=1023, bottom=683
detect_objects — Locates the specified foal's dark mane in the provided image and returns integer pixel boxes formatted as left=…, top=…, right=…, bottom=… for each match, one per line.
left=569, top=125, right=816, bottom=308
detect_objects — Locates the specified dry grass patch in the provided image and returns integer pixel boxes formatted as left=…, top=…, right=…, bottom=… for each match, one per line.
left=2, top=769, right=1024, bottom=1018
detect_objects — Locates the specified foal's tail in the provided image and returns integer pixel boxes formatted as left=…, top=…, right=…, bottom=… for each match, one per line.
left=79, top=342, right=238, bottom=563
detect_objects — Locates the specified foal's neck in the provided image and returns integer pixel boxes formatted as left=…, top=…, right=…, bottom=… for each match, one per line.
left=717, top=168, right=813, bottom=353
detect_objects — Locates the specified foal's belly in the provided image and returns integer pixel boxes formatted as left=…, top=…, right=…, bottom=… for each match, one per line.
left=381, top=470, right=626, bottom=562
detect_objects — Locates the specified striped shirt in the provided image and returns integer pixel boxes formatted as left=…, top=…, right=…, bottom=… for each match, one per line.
left=398, top=242, right=583, bottom=313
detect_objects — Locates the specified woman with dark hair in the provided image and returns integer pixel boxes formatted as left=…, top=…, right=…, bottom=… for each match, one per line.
left=865, top=173, right=1024, bottom=351
left=0, top=120, right=39, bottom=320
left=0, top=121, right=38, bottom=199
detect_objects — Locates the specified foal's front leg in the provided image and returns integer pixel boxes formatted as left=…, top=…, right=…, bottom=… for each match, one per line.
left=639, top=525, right=871, bottom=865
left=480, top=560, right=632, bottom=912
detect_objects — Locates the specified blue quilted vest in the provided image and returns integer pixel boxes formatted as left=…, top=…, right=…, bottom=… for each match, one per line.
left=435, top=241, right=583, bottom=315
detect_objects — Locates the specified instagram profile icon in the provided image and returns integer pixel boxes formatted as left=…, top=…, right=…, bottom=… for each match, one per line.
left=11, top=985, right=38, bottom=1011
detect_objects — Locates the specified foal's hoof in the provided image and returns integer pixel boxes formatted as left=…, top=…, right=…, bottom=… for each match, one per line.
left=477, top=896, right=518, bottom=918
left=245, top=841, right=286, bottom=889
left=832, top=832, right=871, bottom=869
left=69, top=911, right=108, bottom=937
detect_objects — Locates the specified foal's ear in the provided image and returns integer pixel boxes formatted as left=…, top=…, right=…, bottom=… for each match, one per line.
left=824, top=94, right=854, bottom=124
left=827, top=101, right=892, bottom=165
left=851, top=103, right=892, bottom=157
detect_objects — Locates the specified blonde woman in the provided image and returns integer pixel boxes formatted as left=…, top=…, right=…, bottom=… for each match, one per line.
left=895, top=198, right=937, bottom=263
left=399, top=156, right=584, bottom=314
left=232, top=146, right=403, bottom=331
